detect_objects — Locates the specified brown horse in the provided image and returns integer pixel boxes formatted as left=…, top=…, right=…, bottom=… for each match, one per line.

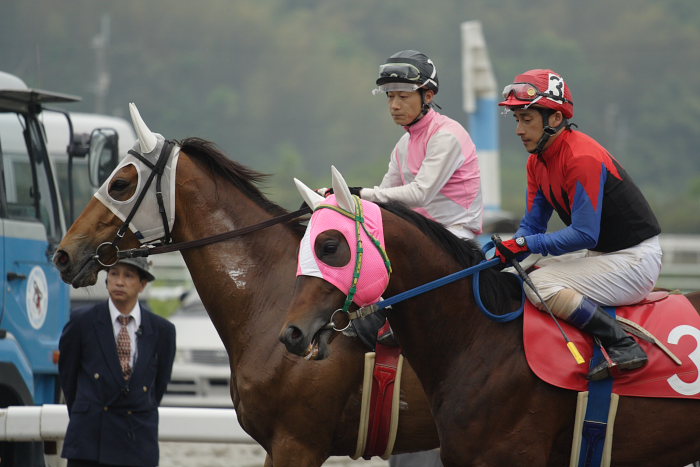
left=279, top=172, right=700, bottom=466
left=52, top=107, right=438, bottom=466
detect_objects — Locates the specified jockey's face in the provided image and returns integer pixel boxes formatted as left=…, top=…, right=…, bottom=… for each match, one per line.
left=386, top=89, right=433, bottom=126
left=512, top=108, right=564, bottom=153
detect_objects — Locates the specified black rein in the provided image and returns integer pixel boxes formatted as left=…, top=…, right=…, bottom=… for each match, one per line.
left=101, top=138, right=311, bottom=261
left=118, top=205, right=311, bottom=259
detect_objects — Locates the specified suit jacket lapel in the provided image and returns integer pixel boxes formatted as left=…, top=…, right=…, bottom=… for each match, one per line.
left=93, top=303, right=125, bottom=383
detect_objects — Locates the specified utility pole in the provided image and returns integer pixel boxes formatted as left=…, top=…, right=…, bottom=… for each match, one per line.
left=92, top=14, right=111, bottom=114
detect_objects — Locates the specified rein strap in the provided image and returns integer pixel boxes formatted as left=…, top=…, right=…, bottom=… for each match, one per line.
left=350, top=258, right=500, bottom=318
left=118, top=206, right=311, bottom=258
left=349, top=256, right=525, bottom=323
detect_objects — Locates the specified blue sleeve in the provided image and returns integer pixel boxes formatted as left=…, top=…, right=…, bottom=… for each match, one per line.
left=525, top=170, right=606, bottom=256
left=515, top=189, right=552, bottom=238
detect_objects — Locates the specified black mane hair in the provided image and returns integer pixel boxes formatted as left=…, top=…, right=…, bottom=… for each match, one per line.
left=379, top=201, right=522, bottom=312
left=379, top=201, right=484, bottom=267
left=177, top=137, right=306, bottom=235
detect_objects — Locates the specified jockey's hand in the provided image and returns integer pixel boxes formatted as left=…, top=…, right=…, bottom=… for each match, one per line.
left=495, top=237, right=529, bottom=264
left=315, top=187, right=363, bottom=197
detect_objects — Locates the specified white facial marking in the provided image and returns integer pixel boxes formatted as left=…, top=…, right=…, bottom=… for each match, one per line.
left=228, top=267, right=247, bottom=289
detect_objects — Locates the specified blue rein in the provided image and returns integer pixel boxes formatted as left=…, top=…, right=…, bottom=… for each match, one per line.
left=351, top=241, right=525, bottom=323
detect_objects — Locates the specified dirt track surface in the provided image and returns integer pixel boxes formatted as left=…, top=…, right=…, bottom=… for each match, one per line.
left=158, top=442, right=390, bottom=466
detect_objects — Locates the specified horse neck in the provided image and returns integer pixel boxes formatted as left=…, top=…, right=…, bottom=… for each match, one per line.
left=382, top=213, right=521, bottom=393
left=170, top=155, right=300, bottom=358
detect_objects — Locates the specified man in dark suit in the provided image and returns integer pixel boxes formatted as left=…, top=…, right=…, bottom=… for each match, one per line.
left=59, top=257, right=176, bottom=467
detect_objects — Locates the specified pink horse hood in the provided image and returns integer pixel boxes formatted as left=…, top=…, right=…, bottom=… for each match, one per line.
left=297, top=195, right=389, bottom=307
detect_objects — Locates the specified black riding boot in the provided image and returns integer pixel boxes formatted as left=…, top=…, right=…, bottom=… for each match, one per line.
left=577, top=299, right=648, bottom=381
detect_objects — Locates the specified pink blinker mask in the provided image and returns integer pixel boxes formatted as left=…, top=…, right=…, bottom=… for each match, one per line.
left=295, top=168, right=391, bottom=308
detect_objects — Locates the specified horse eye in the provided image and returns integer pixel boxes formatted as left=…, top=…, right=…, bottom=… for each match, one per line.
left=314, top=230, right=350, bottom=267
left=110, top=179, right=130, bottom=191
left=321, top=240, right=338, bottom=256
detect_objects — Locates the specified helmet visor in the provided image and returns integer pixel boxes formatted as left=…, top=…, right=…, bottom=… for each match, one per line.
left=502, top=82, right=572, bottom=104
left=371, top=82, right=423, bottom=96
left=378, top=62, right=422, bottom=82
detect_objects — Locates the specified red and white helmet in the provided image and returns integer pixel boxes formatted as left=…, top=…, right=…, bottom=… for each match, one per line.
left=499, top=69, right=574, bottom=119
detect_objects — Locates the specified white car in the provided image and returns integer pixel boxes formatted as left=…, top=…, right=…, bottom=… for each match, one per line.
left=162, top=290, right=232, bottom=407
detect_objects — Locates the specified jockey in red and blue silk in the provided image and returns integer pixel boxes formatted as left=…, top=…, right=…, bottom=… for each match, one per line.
left=498, top=68, right=662, bottom=381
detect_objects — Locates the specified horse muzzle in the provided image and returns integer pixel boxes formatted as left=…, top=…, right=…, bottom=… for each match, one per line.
left=279, top=320, right=335, bottom=361
left=53, top=247, right=101, bottom=288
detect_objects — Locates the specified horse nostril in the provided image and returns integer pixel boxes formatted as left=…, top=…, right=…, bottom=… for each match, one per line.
left=280, top=325, right=304, bottom=351
left=53, top=250, right=70, bottom=269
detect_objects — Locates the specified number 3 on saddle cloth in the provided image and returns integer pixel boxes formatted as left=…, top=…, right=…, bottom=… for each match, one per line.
left=525, top=291, right=700, bottom=466
left=524, top=291, right=700, bottom=398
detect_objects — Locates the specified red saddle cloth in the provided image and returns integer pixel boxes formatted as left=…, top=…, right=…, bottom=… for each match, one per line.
left=523, top=292, right=700, bottom=398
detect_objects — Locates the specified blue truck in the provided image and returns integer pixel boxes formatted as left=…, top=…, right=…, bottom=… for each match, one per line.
left=0, top=71, right=120, bottom=466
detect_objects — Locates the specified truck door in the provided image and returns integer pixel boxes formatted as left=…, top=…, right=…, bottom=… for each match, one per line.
left=0, top=112, right=69, bottom=404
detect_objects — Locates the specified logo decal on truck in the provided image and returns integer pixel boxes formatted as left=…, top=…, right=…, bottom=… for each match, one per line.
left=26, top=266, right=49, bottom=329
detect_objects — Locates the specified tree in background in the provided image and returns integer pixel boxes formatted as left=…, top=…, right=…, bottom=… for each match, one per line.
left=2, top=0, right=698, bottom=231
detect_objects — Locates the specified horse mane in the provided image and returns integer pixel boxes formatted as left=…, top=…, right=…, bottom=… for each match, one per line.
left=177, top=137, right=306, bottom=234
left=379, top=201, right=522, bottom=313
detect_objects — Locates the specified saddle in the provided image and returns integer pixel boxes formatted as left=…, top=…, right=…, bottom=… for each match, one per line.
left=523, top=291, right=700, bottom=399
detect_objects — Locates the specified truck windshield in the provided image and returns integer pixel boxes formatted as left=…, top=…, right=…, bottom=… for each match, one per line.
left=0, top=112, right=62, bottom=241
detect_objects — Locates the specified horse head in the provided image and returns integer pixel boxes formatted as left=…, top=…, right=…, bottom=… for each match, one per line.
left=280, top=167, right=393, bottom=360
left=53, top=103, right=179, bottom=287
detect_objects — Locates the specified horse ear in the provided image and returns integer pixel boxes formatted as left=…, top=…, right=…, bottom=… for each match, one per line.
left=294, top=178, right=325, bottom=211
left=128, top=103, right=158, bottom=154
left=331, top=166, right=355, bottom=214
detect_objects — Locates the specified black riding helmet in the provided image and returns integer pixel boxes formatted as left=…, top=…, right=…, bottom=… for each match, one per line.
left=374, top=49, right=439, bottom=94
left=373, top=50, right=440, bottom=125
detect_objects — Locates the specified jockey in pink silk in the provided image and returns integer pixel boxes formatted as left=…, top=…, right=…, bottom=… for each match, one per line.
left=361, top=49, right=483, bottom=241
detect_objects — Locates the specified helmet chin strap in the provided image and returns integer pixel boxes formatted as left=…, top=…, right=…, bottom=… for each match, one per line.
left=406, top=89, right=438, bottom=126
left=534, top=109, right=569, bottom=154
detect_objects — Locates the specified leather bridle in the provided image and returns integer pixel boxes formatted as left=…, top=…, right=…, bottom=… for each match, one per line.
left=93, top=142, right=310, bottom=267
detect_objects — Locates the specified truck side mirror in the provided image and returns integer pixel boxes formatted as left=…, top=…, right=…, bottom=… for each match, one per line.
left=88, top=128, right=119, bottom=187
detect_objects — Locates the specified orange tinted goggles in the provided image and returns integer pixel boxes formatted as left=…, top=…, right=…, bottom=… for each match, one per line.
left=502, top=82, right=571, bottom=104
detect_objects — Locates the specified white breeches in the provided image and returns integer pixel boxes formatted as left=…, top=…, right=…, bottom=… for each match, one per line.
left=523, top=236, right=662, bottom=310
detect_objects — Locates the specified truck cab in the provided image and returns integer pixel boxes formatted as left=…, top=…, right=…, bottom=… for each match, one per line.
left=0, top=71, right=119, bottom=466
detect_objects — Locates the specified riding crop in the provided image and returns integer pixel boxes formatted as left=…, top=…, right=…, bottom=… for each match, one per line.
left=492, top=234, right=585, bottom=365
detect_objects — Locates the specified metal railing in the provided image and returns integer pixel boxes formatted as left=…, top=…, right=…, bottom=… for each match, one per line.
left=0, top=404, right=253, bottom=443
left=658, top=234, right=700, bottom=292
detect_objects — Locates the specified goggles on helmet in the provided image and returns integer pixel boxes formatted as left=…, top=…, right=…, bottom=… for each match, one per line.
left=502, top=82, right=572, bottom=104
left=378, top=62, right=423, bottom=82
left=371, top=82, right=425, bottom=96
